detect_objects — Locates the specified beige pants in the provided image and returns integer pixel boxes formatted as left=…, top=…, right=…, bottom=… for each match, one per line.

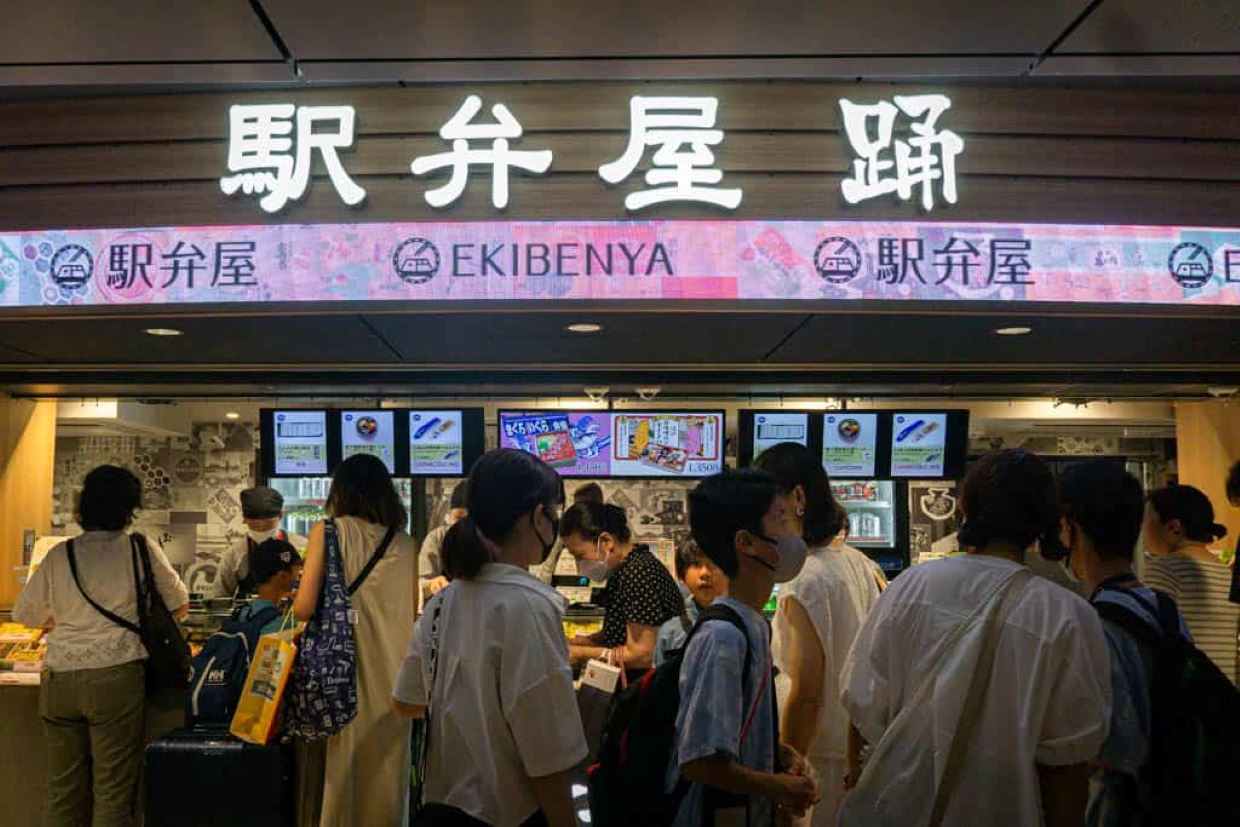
left=40, top=661, right=145, bottom=827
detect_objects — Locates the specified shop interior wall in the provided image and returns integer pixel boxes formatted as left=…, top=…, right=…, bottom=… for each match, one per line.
left=0, top=82, right=1236, bottom=229
left=0, top=399, right=54, bottom=607
left=1175, top=401, right=1240, bottom=547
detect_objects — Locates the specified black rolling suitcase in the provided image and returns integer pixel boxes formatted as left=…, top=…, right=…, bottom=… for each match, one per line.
left=144, top=727, right=294, bottom=826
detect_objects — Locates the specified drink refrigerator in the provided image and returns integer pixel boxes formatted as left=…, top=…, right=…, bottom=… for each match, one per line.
left=265, top=476, right=416, bottom=535
left=832, top=480, right=909, bottom=578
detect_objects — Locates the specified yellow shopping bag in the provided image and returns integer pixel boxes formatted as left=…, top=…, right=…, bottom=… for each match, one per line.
left=230, top=624, right=298, bottom=745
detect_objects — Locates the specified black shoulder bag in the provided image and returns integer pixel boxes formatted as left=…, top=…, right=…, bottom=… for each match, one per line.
left=67, top=534, right=191, bottom=691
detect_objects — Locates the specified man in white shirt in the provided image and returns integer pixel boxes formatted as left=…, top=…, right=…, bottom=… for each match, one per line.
left=213, top=487, right=306, bottom=599
left=838, top=450, right=1112, bottom=827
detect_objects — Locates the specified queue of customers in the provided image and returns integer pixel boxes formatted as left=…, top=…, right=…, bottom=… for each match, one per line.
left=14, top=448, right=1240, bottom=826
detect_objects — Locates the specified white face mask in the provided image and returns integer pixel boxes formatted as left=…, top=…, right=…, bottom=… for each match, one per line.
left=248, top=526, right=280, bottom=542
left=576, top=537, right=611, bottom=582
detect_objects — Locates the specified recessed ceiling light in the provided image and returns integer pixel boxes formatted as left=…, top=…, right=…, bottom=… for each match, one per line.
left=994, top=326, right=1032, bottom=336
left=224, top=411, right=240, bottom=420
left=144, top=327, right=183, bottom=337
left=566, top=323, right=604, bottom=334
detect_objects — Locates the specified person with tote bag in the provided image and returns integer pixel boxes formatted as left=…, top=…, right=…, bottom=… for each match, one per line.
left=291, top=454, right=417, bottom=827
left=838, top=450, right=1112, bottom=827
left=392, top=448, right=587, bottom=827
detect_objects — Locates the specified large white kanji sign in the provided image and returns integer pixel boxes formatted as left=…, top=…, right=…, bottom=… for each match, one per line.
left=410, top=95, right=553, bottom=209
left=839, top=94, right=964, bottom=211
left=599, top=96, right=742, bottom=211
left=220, top=104, right=366, bottom=214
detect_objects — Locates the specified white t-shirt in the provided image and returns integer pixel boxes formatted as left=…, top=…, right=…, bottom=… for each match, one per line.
left=773, top=542, right=883, bottom=761
left=839, top=554, right=1112, bottom=827
left=393, top=563, right=588, bottom=827
left=14, top=530, right=190, bottom=672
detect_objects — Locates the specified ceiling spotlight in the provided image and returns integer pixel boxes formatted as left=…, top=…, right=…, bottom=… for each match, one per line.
left=583, top=387, right=610, bottom=402
left=636, top=387, right=662, bottom=401
left=566, top=323, right=604, bottom=334
left=994, top=326, right=1032, bottom=336
left=224, top=411, right=241, bottom=420
left=144, top=327, right=183, bottom=337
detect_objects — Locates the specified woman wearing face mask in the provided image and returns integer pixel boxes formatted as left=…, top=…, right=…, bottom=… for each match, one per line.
left=391, top=449, right=586, bottom=827
left=561, top=502, right=684, bottom=676
left=1141, top=485, right=1238, bottom=685
left=756, top=442, right=882, bottom=826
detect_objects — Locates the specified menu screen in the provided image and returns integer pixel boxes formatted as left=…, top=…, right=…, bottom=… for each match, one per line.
left=499, top=411, right=724, bottom=478
left=409, top=410, right=465, bottom=476
left=752, top=412, right=810, bottom=456
left=890, top=412, right=949, bottom=477
left=340, top=410, right=396, bottom=472
left=822, top=413, right=879, bottom=478
left=273, top=411, right=328, bottom=475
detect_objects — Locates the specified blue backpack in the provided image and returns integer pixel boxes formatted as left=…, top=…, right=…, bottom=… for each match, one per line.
left=185, top=602, right=282, bottom=728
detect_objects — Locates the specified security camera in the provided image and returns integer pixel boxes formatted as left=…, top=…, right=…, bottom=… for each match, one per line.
left=636, top=387, right=662, bottom=401
left=584, top=387, right=610, bottom=402
left=1207, top=387, right=1239, bottom=399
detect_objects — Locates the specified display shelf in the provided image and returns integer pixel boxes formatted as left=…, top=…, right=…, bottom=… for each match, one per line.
left=838, top=500, right=892, bottom=508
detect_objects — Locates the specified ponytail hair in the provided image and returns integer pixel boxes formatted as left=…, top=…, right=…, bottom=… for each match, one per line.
left=442, top=449, right=563, bottom=580
left=560, top=501, right=632, bottom=544
left=1148, top=484, right=1229, bottom=545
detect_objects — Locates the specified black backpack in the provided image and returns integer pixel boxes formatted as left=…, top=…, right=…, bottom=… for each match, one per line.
left=587, top=604, right=753, bottom=827
left=1094, top=589, right=1240, bottom=825
left=185, top=602, right=282, bottom=727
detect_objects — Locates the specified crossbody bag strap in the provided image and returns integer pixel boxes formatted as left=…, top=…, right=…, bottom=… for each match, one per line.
left=347, top=525, right=399, bottom=596
left=928, top=568, right=1032, bottom=827
left=67, top=539, right=141, bottom=635
left=415, top=594, right=446, bottom=810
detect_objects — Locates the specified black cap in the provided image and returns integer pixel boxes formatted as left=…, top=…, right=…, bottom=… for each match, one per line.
left=241, top=487, right=284, bottom=519
left=250, top=538, right=299, bottom=585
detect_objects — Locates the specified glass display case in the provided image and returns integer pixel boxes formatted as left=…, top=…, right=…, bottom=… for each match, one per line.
left=267, top=476, right=415, bottom=535
left=833, top=479, right=908, bottom=578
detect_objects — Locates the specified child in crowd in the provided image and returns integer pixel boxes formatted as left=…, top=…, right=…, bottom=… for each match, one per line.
left=654, top=539, right=727, bottom=666
left=243, top=537, right=302, bottom=635
left=670, top=469, right=818, bottom=826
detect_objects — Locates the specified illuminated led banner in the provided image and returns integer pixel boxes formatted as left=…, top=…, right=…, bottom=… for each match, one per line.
left=1, top=220, right=1236, bottom=309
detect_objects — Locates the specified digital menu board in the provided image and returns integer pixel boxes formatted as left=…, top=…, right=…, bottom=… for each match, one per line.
left=340, top=410, right=397, bottom=473
left=272, top=410, right=328, bottom=476
left=752, top=412, right=810, bottom=455
left=890, top=412, right=949, bottom=477
left=409, top=410, right=465, bottom=476
left=822, top=412, right=879, bottom=478
left=498, top=410, right=725, bottom=478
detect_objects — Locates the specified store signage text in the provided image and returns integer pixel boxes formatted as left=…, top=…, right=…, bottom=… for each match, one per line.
left=219, top=93, right=957, bottom=215
left=5, top=220, right=1237, bottom=310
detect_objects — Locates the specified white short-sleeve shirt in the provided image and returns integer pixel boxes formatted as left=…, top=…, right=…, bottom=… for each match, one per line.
left=14, top=530, right=190, bottom=672
left=839, top=554, right=1112, bottom=827
left=393, top=562, right=588, bottom=827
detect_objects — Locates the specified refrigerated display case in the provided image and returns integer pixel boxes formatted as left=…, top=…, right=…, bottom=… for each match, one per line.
left=267, top=476, right=415, bottom=535
left=833, top=480, right=908, bottom=578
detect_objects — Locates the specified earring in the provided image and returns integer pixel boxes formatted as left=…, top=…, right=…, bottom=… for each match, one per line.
left=796, top=507, right=806, bottom=517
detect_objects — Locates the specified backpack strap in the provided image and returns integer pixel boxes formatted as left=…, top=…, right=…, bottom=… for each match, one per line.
left=67, top=539, right=141, bottom=636
left=1095, top=599, right=1167, bottom=652
left=347, top=525, right=399, bottom=596
left=688, top=604, right=754, bottom=689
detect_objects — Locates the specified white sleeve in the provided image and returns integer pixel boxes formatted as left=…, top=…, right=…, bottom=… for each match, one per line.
left=418, top=527, right=445, bottom=582
left=13, top=545, right=57, bottom=627
left=839, top=591, right=894, bottom=745
left=214, top=543, right=241, bottom=598
left=145, top=537, right=189, bottom=610
left=392, top=607, right=431, bottom=705
left=1035, top=601, right=1113, bottom=766
left=500, top=599, right=588, bottom=776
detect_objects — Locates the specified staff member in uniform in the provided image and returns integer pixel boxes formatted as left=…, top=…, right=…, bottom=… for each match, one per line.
left=214, top=486, right=306, bottom=599
left=534, top=482, right=604, bottom=584
left=418, top=480, right=468, bottom=604
left=561, top=501, right=684, bottom=676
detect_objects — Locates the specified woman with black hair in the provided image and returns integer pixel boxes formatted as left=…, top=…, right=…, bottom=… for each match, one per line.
left=560, top=500, right=684, bottom=675
left=755, top=442, right=883, bottom=826
left=391, top=449, right=586, bottom=827
left=294, top=453, right=417, bottom=827
left=15, top=465, right=188, bottom=827
left=837, top=450, right=1111, bottom=827
left=1141, top=484, right=1237, bottom=684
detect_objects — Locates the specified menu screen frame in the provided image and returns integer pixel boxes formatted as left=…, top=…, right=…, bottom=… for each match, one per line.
left=339, top=409, right=400, bottom=474
left=407, top=409, right=486, bottom=478
left=261, top=409, right=339, bottom=478
left=497, top=409, right=727, bottom=480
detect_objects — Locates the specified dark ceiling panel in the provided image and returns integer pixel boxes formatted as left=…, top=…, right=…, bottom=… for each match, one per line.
left=264, top=0, right=1082, bottom=61
left=363, top=311, right=807, bottom=364
left=770, top=313, right=1240, bottom=366
left=0, top=315, right=399, bottom=364
left=0, top=1, right=281, bottom=63
left=1057, top=0, right=1240, bottom=54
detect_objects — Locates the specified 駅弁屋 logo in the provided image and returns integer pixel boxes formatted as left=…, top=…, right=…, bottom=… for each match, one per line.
left=392, top=238, right=441, bottom=285
left=50, top=244, right=94, bottom=289
left=814, top=237, right=863, bottom=284
left=1167, top=242, right=1213, bottom=289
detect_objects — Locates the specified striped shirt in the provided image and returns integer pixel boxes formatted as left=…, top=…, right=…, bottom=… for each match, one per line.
left=1143, top=553, right=1239, bottom=685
